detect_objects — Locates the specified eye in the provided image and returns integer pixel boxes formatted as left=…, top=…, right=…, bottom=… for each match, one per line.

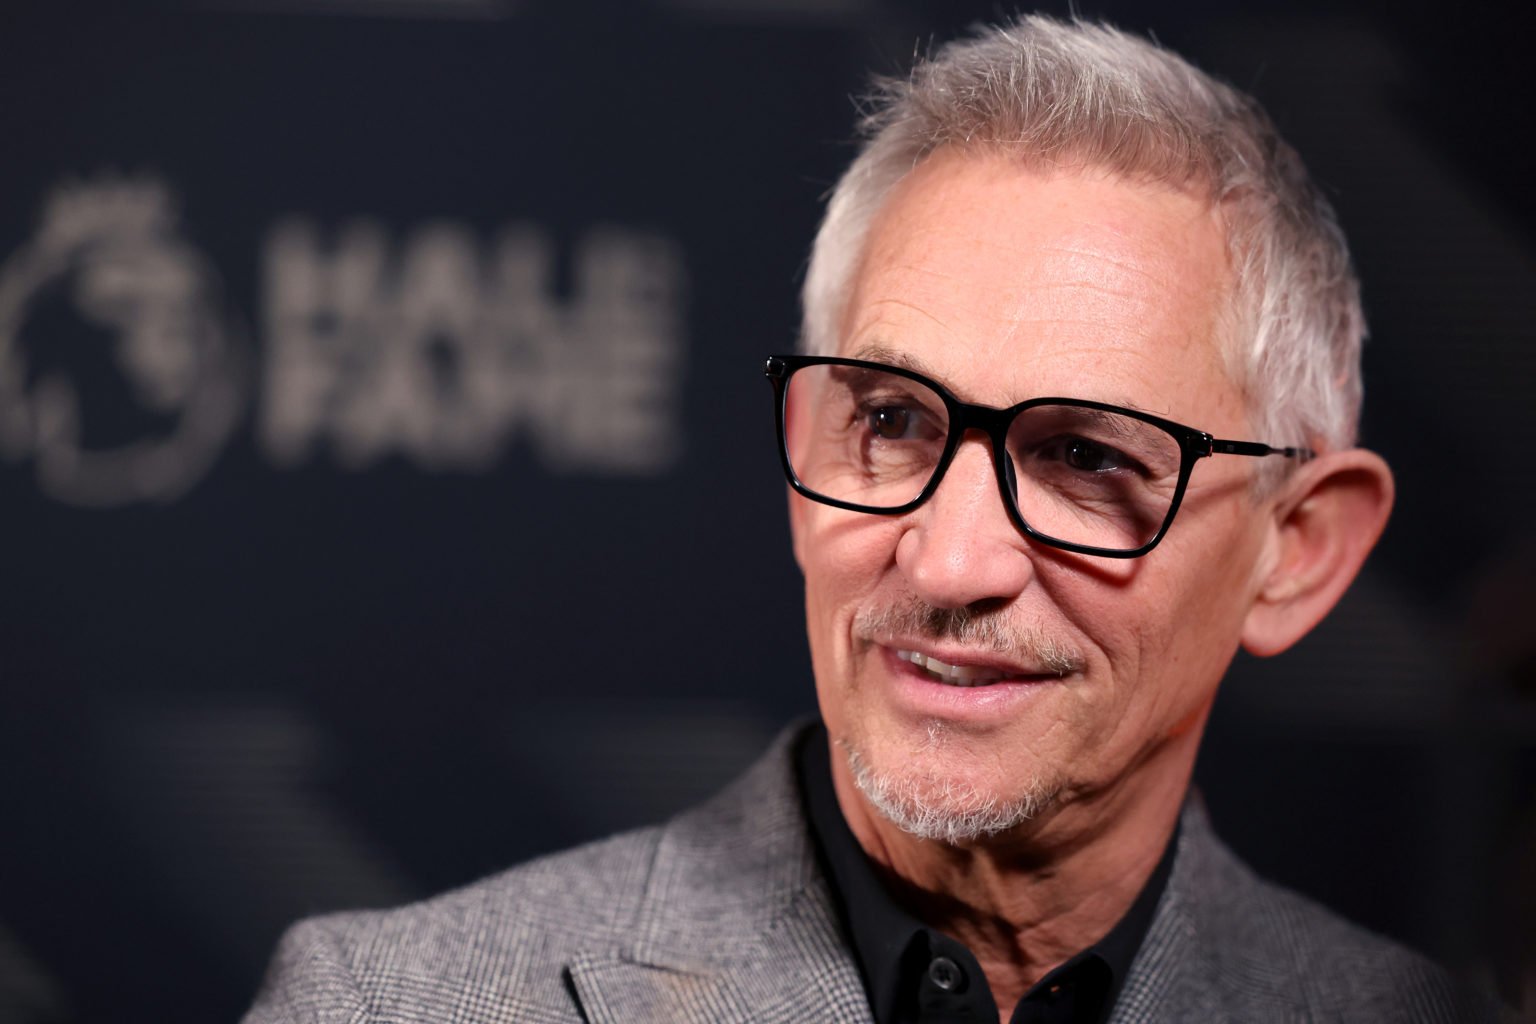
left=856, top=397, right=943, bottom=442
left=1042, top=436, right=1137, bottom=473
left=868, top=405, right=913, bottom=440
left=1064, top=437, right=1115, bottom=471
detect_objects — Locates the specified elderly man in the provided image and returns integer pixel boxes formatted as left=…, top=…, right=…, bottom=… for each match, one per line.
left=246, top=15, right=1502, bottom=1024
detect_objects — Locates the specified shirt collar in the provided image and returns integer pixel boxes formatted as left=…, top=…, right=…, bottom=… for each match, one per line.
left=797, top=723, right=1178, bottom=1024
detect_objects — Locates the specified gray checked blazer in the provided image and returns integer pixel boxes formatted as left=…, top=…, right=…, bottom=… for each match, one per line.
left=244, top=724, right=1503, bottom=1023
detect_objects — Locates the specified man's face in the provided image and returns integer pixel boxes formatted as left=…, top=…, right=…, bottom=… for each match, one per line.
left=790, top=149, right=1275, bottom=838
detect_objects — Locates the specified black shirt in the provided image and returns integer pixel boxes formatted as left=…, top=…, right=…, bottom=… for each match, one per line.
left=796, top=726, right=1177, bottom=1024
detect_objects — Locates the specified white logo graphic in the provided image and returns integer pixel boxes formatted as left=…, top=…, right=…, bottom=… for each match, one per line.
left=0, top=178, right=246, bottom=506
left=0, top=176, right=689, bottom=506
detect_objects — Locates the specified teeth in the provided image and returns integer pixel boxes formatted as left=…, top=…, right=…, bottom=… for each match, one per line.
left=897, top=649, right=1006, bottom=687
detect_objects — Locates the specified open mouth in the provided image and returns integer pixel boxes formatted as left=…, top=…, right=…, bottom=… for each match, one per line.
left=894, top=649, right=1010, bottom=687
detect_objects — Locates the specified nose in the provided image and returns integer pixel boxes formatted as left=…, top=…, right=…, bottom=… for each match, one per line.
left=895, top=435, right=1035, bottom=609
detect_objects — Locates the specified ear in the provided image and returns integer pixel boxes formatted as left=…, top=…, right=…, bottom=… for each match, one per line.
left=1241, top=448, right=1395, bottom=657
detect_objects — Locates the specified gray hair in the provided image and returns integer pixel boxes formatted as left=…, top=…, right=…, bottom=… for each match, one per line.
left=801, top=15, right=1364, bottom=455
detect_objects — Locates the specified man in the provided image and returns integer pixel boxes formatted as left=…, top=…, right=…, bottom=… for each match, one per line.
left=245, top=16, right=1504, bottom=1023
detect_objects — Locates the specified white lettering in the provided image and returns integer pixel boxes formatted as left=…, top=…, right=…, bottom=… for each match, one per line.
left=261, top=218, right=390, bottom=466
left=260, top=219, right=686, bottom=475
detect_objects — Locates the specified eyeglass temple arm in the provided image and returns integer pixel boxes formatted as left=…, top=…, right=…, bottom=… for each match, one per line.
left=1205, top=437, right=1315, bottom=462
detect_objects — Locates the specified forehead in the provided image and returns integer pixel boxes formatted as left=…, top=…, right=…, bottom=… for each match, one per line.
left=840, top=149, right=1240, bottom=424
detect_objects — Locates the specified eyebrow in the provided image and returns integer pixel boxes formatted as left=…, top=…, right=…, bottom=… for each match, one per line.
left=846, top=343, right=943, bottom=380
left=845, top=340, right=1162, bottom=417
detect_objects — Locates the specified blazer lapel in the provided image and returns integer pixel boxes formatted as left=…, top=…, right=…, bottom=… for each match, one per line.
left=567, top=723, right=874, bottom=1024
left=567, top=888, right=870, bottom=1024
left=1109, top=800, right=1290, bottom=1024
left=566, top=954, right=756, bottom=1024
left=1108, top=885, right=1226, bottom=1024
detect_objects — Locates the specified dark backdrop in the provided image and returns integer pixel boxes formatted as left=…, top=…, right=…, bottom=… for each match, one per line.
left=0, top=1, right=1531, bottom=1020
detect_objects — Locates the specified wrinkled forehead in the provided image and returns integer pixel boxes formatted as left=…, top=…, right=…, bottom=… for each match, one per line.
left=837, top=150, right=1244, bottom=422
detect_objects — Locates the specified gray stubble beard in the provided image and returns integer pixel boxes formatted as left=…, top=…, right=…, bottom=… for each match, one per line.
left=839, top=598, right=1078, bottom=844
left=838, top=724, right=1064, bottom=845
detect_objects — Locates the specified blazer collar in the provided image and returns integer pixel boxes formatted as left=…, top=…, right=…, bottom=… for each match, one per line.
left=567, top=722, right=874, bottom=1024
left=1108, top=798, right=1246, bottom=1024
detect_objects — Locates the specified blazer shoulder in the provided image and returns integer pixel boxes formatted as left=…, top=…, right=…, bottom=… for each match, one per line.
left=244, top=826, right=666, bottom=1024
left=243, top=724, right=821, bottom=1024
left=1171, top=811, right=1507, bottom=1023
left=1244, top=876, right=1504, bottom=1022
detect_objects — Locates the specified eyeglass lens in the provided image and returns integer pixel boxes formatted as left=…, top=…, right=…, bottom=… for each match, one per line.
left=783, top=363, right=1184, bottom=552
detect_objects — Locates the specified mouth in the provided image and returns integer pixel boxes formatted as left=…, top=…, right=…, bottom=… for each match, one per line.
left=895, top=649, right=1026, bottom=687
left=877, top=644, right=1070, bottom=722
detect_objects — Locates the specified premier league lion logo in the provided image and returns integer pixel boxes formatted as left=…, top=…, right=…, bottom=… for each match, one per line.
left=0, top=177, right=246, bottom=506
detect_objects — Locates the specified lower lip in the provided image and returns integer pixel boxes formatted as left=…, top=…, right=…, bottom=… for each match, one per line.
left=878, top=646, right=1062, bottom=722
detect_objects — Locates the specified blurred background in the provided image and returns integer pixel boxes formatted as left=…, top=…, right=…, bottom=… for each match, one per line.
left=0, top=0, right=1531, bottom=1019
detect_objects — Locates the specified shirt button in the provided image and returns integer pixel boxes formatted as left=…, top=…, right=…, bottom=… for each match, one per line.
left=928, top=956, right=964, bottom=992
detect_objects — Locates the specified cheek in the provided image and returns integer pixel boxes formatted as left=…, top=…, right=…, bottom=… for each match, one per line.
left=796, top=506, right=903, bottom=655
left=799, top=514, right=906, bottom=743
left=1118, top=528, right=1261, bottom=722
left=1040, top=518, right=1260, bottom=742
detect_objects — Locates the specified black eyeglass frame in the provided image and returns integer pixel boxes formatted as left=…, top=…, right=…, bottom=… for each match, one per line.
left=765, top=354, right=1313, bottom=559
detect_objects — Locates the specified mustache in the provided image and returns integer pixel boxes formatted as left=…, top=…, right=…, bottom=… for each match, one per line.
left=852, top=598, right=1086, bottom=676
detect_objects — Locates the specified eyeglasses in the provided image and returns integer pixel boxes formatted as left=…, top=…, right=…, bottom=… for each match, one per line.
left=765, top=355, right=1312, bottom=558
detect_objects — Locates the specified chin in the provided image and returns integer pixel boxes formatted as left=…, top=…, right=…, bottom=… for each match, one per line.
left=838, top=725, right=1065, bottom=846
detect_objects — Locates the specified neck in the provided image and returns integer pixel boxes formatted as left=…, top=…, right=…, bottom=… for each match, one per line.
left=828, top=735, right=1195, bottom=1017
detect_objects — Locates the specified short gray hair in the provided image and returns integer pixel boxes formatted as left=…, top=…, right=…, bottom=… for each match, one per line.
left=802, top=15, right=1364, bottom=453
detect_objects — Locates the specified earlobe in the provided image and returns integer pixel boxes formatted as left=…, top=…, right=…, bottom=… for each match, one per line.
left=1241, top=449, right=1395, bottom=657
